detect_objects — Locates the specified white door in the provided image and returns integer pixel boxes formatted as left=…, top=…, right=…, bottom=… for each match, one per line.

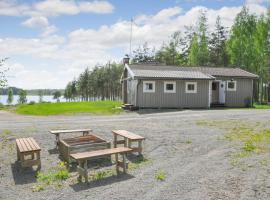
left=219, top=81, right=226, bottom=104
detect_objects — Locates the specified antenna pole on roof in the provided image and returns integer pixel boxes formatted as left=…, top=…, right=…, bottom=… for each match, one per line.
left=129, top=18, right=133, bottom=58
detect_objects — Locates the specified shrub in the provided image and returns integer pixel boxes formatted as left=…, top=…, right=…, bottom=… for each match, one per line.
left=28, top=101, right=35, bottom=105
left=0, top=102, right=4, bottom=108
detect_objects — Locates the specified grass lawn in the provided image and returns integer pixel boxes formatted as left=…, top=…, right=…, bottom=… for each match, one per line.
left=14, top=101, right=122, bottom=116
left=254, top=103, right=270, bottom=109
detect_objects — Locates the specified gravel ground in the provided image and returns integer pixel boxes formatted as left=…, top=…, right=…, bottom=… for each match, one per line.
left=0, top=109, right=270, bottom=200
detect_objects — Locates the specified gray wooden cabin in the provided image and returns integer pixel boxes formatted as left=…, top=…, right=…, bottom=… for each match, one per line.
left=121, top=60, right=259, bottom=108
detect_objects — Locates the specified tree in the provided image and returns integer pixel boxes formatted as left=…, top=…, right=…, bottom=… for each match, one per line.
left=226, top=6, right=257, bottom=71
left=132, top=42, right=155, bottom=63
left=53, top=91, right=61, bottom=102
left=7, top=88, right=13, bottom=105
left=188, top=33, right=199, bottom=66
left=156, top=32, right=182, bottom=65
left=209, top=16, right=228, bottom=66
left=38, top=90, right=43, bottom=103
left=197, top=10, right=209, bottom=65
left=18, top=90, right=27, bottom=104
left=0, top=58, right=8, bottom=88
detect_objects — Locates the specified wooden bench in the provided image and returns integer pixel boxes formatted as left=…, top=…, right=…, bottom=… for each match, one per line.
left=70, top=147, right=132, bottom=183
left=112, top=130, right=145, bottom=155
left=16, top=137, right=41, bottom=170
left=49, top=129, right=92, bottom=148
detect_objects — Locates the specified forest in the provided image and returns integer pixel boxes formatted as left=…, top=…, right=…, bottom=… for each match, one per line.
left=44, top=7, right=270, bottom=103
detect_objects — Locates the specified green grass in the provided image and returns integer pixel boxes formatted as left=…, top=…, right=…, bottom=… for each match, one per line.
left=155, top=170, right=166, bottom=181
left=197, top=119, right=270, bottom=169
left=254, top=103, right=270, bottom=109
left=32, top=162, right=69, bottom=192
left=14, top=101, right=122, bottom=116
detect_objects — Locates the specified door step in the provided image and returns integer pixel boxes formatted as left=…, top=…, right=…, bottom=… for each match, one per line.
left=211, top=103, right=226, bottom=108
left=121, top=104, right=139, bottom=111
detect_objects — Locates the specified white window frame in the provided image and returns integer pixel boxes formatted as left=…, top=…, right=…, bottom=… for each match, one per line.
left=143, top=81, right=155, bottom=93
left=164, top=81, right=176, bottom=93
left=185, top=82, right=197, bottom=93
left=227, top=80, right=237, bottom=91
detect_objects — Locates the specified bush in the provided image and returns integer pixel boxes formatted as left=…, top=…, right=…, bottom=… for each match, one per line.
left=28, top=101, right=35, bottom=105
left=0, top=102, right=4, bottom=108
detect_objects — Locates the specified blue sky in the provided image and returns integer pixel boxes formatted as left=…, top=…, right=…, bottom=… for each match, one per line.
left=0, top=0, right=269, bottom=89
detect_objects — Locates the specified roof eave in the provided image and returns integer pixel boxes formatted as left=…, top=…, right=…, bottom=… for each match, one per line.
left=134, top=76, right=215, bottom=80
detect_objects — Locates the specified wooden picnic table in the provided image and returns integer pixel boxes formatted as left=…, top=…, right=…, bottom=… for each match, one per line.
left=16, top=137, right=41, bottom=170
left=49, top=129, right=92, bottom=148
left=70, top=147, right=132, bottom=183
left=112, top=130, right=145, bottom=155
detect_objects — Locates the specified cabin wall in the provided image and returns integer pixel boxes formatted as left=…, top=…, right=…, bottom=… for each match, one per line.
left=217, top=77, right=253, bottom=107
left=136, top=79, right=210, bottom=108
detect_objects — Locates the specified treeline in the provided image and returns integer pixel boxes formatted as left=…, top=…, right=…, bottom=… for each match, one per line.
left=64, top=63, right=123, bottom=101
left=0, top=87, right=63, bottom=96
left=65, top=7, right=270, bottom=103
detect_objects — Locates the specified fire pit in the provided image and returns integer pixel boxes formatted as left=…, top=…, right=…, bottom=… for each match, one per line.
left=59, top=134, right=111, bottom=163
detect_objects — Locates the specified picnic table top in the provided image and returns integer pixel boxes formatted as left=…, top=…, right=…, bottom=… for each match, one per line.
left=70, top=147, right=132, bottom=160
left=16, top=137, right=41, bottom=153
left=112, top=130, right=145, bottom=140
left=49, top=129, right=92, bottom=135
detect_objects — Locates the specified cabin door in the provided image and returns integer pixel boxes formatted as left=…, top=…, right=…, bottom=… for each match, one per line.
left=219, top=81, right=226, bottom=104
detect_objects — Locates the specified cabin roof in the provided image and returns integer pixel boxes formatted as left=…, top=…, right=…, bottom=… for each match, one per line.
left=127, top=64, right=259, bottom=79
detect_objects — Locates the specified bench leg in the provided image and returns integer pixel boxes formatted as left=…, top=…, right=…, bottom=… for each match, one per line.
left=113, top=133, right=117, bottom=148
left=77, top=160, right=88, bottom=183
left=36, top=151, right=41, bottom=170
left=115, top=153, right=119, bottom=175
left=84, top=161, right=88, bottom=183
left=122, top=153, right=127, bottom=173
left=55, top=133, right=60, bottom=148
left=124, top=138, right=128, bottom=147
left=16, top=146, right=20, bottom=161
left=82, top=131, right=89, bottom=136
left=138, top=140, right=142, bottom=155
left=128, top=139, right=131, bottom=149
left=77, top=161, right=83, bottom=182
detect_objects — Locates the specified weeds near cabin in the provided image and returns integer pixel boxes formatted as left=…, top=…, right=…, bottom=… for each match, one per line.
left=155, top=170, right=166, bottom=181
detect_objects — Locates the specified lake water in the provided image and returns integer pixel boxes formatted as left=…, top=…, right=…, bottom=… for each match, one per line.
left=0, top=95, right=66, bottom=105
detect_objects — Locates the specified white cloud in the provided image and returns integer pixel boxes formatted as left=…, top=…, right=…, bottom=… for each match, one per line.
left=0, top=0, right=114, bottom=17
left=21, top=16, right=49, bottom=28
left=0, top=3, right=268, bottom=88
left=79, top=1, right=115, bottom=14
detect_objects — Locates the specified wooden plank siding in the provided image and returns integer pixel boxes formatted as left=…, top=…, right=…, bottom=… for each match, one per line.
left=217, top=77, right=253, bottom=107
left=136, top=79, right=210, bottom=108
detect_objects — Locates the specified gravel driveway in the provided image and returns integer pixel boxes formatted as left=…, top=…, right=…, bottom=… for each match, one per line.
left=0, top=109, right=270, bottom=200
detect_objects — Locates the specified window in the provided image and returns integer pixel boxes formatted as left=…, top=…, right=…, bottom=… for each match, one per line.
left=227, top=80, right=237, bottom=91
left=185, top=82, right=197, bottom=93
left=164, top=81, right=176, bottom=93
left=143, top=81, right=155, bottom=93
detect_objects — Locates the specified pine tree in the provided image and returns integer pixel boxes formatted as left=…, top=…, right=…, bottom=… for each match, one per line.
left=209, top=16, right=228, bottom=67
left=197, top=10, right=209, bottom=65
left=7, top=88, right=13, bottom=105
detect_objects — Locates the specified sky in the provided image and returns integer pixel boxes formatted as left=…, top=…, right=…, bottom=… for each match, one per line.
left=0, top=0, right=270, bottom=89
